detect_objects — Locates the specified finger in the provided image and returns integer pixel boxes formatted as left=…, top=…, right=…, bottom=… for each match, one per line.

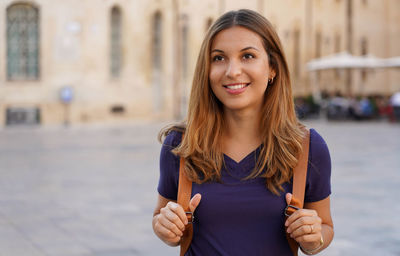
left=169, top=235, right=182, bottom=244
left=285, top=209, right=317, bottom=227
left=163, top=206, right=186, bottom=231
left=285, top=193, right=292, bottom=205
left=189, top=193, right=202, bottom=212
left=158, top=215, right=184, bottom=237
left=154, top=220, right=181, bottom=240
left=287, top=216, right=321, bottom=233
left=290, top=222, right=322, bottom=239
left=166, top=201, right=188, bottom=226
left=293, top=233, right=321, bottom=244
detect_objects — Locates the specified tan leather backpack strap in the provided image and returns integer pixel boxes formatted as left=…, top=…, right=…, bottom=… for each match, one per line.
left=285, top=129, right=310, bottom=256
left=292, top=129, right=310, bottom=207
left=177, top=134, right=193, bottom=256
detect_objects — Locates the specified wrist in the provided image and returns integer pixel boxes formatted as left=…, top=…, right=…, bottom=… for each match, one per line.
left=300, top=235, right=324, bottom=255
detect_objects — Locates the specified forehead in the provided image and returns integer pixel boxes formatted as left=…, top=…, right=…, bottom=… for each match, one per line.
left=211, top=26, right=265, bottom=51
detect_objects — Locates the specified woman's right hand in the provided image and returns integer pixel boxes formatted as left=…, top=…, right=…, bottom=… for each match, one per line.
left=153, top=193, right=202, bottom=246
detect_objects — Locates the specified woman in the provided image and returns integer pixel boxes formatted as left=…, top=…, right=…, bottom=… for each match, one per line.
left=152, top=9, right=333, bottom=255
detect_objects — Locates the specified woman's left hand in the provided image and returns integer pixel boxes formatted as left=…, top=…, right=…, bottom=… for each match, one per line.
left=285, top=193, right=323, bottom=251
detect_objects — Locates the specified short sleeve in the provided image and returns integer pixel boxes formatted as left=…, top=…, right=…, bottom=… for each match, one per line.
left=157, top=131, right=182, bottom=200
left=304, top=129, right=332, bottom=203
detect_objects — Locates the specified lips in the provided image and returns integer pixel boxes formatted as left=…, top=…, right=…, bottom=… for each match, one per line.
left=223, top=82, right=250, bottom=95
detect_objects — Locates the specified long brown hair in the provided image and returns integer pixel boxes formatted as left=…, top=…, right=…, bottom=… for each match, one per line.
left=159, top=9, right=305, bottom=195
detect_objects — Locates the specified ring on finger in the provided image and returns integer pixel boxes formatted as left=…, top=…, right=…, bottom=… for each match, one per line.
left=310, top=224, right=314, bottom=233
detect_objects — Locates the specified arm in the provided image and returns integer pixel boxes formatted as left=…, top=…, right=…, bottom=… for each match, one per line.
left=285, top=196, right=334, bottom=255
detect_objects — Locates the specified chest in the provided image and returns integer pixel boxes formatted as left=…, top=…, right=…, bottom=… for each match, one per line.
left=192, top=177, right=291, bottom=228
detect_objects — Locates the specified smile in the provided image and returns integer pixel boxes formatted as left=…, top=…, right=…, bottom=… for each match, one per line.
left=223, top=83, right=250, bottom=90
left=223, top=83, right=250, bottom=95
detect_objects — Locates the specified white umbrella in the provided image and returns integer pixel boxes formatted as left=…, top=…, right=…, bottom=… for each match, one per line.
left=383, top=56, right=400, bottom=68
left=307, top=52, right=386, bottom=71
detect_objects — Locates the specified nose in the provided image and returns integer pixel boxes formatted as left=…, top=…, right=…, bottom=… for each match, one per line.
left=225, top=60, right=242, bottom=78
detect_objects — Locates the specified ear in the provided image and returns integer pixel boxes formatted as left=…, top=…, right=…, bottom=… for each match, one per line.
left=269, top=69, right=276, bottom=79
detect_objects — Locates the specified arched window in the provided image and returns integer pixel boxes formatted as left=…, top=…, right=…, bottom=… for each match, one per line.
left=293, top=28, right=300, bottom=78
left=334, top=33, right=341, bottom=78
left=334, top=34, right=341, bottom=53
left=110, top=6, right=122, bottom=78
left=152, top=11, right=163, bottom=112
left=205, top=17, right=213, bottom=32
left=152, top=12, right=162, bottom=72
left=179, top=15, right=190, bottom=117
left=315, top=31, right=322, bottom=58
left=7, top=3, right=40, bottom=80
left=181, top=15, right=188, bottom=80
left=361, top=37, right=368, bottom=81
left=315, top=31, right=322, bottom=82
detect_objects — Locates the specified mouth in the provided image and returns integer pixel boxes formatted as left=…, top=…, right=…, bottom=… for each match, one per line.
left=223, top=83, right=250, bottom=90
left=223, top=82, right=250, bottom=95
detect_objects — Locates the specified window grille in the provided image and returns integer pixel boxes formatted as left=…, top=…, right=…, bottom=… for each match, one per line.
left=6, top=107, right=41, bottom=125
left=7, top=3, right=40, bottom=80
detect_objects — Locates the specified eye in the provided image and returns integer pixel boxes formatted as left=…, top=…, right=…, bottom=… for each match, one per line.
left=212, top=55, right=224, bottom=62
left=243, top=53, right=255, bottom=60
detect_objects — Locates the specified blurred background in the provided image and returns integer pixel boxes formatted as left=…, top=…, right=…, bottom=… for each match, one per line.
left=1, top=0, right=400, bottom=125
left=0, top=0, right=399, bottom=256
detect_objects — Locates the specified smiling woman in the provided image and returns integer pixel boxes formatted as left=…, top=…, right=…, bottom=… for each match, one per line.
left=153, top=9, right=334, bottom=256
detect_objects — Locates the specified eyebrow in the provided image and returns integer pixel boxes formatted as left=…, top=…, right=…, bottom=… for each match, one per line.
left=211, top=46, right=260, bottom=54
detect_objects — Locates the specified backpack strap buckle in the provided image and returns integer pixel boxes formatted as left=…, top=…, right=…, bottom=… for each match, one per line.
left=284, top=205, right=299, bottom=217
left=185, top=211, right=194, bottom=224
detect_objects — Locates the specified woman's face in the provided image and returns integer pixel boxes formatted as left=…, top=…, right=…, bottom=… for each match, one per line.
left=209, top=26, right=275, bottom=114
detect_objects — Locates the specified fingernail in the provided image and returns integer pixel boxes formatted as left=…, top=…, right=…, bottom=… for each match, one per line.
left=287, top=228, right=291, bottom=233
left=285, top=221, right=288, bottom=226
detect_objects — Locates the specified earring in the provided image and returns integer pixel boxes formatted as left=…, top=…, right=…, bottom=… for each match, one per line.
left=268, top=77, right=274, bottom=85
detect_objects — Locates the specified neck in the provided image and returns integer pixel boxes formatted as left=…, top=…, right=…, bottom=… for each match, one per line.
left=223, top=108, right=262, bottom=145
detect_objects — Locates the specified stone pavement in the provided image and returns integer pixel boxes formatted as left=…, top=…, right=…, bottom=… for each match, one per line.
left=0, top=120, right=399, bottom=256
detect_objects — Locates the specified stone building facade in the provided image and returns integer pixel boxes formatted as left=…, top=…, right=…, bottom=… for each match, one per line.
left=0, top=0, right=399, bottom=126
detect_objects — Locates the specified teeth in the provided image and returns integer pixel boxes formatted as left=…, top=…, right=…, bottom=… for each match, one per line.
left=226, top=84, right=247, bottom=90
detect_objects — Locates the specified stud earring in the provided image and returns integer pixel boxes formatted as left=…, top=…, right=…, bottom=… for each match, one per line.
left=268, top=77, right=274, bottom=85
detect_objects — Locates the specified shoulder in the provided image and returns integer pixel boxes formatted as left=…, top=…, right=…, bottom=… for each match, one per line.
left=162, top=130, right=183, bottom=149
left=308, top=128, right=330, bottom=161
left=309, top=128, right=328, bottom=146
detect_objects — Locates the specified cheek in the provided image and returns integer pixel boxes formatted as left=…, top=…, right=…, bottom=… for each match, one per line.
left=209, top=64, right=225, bottom=80
left=208, top=71, right=217, bottom=93
left=257, top=67, right=270, bottom=84
left=210, top=80, right=219, bottom=97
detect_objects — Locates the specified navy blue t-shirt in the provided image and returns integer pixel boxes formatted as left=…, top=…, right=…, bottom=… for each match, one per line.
left=157, top=129, right=331, bottom=256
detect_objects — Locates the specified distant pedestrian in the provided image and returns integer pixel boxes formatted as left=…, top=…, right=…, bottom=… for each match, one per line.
left=390, top=91, right=400, bottom=122
left=153, top=9, right=334, bottom=255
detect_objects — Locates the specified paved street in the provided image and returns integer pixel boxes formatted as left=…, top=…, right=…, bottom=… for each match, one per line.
left=0, top=120, right=399, bottom=256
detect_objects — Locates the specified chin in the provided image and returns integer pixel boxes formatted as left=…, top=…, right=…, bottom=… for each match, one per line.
left=222, top=103, right=249, bottom=112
